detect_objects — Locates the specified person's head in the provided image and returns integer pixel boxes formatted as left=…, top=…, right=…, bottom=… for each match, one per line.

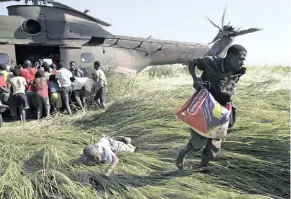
left=42, top=62, right=51, bottom=72
left=82, top=145, right=102, bottom=165
left=49, top=74, right=56, bottom=81
left=225, top=44, right=247, bottom=72
left=94, top=61, right=101, bottom=70
left=12, top=68, right=21, bottom=77
left=70, top=61, right=77, bottom=70
left=23, top=60, right=32, bottom=69
left=35, top=69, right=44, bottom=78
left=57, top=62, right=63, bottom=70
left=0, top=64, right=7, bottom=71
left=51, top=63, right=56, bottom=70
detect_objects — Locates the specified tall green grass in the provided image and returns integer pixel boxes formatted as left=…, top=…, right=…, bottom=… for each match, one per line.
left=0, top=65, right=289, bottom=199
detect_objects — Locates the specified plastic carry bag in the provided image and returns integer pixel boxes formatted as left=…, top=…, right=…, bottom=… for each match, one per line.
left=175, top=88, right=232, bottom=139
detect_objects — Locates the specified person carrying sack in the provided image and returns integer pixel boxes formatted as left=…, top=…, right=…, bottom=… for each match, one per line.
left=176, top=44, right=247, bottom=170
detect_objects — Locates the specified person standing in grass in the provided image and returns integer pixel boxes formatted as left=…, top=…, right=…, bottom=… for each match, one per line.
left=92, top=61, right=107, bottom=109
left=0, top=73, right=9, bottom=105
left=55, top=63, right=73, bottom=115
left=34, top=70, right=50, bottom=119
left=42, top=62, right=51, bottom=81
left=20, top=60, right=37, bottom=118
left=48, top=74, right=62, bottom=113
left=176, top=44, right=247, bottom=169
left=69, top=61, right=84, bottom=77
left=8, top=68, right=30, bottom=121
left=0, top=64, right=9, bottom=82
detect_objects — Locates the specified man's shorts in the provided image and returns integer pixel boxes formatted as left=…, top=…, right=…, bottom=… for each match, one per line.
left=94, top=86, right=107, bottom=103
left=187, top=122, right=229, bottom=159
left=12, top=93, right=29, bottom=109
left=73, top=88, right=85, bottom=98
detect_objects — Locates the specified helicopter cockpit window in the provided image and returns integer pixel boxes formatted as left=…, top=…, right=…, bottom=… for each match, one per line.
left=0, top=53, right=9, bottom=65
left=81, top=53, right=94, bottom=63
left=22, top=19, right=42, bottom=35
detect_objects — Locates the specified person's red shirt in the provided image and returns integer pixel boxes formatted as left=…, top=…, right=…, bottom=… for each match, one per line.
left=29, top=68, right=37, bottom=77
left=20, top=67, right=36, bottom=91
left=0, top=76, right=7, bottom=89
left=35, top=77, right=48, bottom=98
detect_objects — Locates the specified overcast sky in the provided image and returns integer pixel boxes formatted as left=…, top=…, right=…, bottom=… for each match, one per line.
left=0, top=0, right=290, bottom=66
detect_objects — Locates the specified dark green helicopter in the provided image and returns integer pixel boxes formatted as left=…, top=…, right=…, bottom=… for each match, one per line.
left=0, top=0, right=262, bottom=75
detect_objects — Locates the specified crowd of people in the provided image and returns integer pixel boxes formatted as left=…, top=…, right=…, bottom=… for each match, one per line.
left=0, top=59, right=107, bottom=122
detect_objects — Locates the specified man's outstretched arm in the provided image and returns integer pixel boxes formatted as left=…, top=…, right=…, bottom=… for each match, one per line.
left=104, top=155, right=119, bottom=176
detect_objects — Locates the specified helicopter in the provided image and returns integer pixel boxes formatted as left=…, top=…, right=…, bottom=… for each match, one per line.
left=0, top=0, right=262, bottom=76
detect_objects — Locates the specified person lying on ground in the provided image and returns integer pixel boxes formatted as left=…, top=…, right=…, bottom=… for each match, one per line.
left=80, top=136, right=136, bottom=176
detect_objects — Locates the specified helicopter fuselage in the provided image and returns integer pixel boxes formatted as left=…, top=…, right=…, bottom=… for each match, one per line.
left=0, top=4, right=210, bottom=75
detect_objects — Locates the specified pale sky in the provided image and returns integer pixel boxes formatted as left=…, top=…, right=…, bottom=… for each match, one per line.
left=0, top=0, right=290, bottom=66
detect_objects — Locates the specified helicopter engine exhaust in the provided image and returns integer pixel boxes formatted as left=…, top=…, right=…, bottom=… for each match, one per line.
left=21, top=19, right=41, bottom=35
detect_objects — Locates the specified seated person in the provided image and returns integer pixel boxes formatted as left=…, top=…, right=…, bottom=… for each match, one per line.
left=80, top=136, right=136, bottom=176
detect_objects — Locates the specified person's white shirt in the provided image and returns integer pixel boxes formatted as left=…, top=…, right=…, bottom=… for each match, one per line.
left=94, top=69, right=107, bottom=87
left=9, top=76, right=27, bottom=94
left=92, top=137, right=116, bottom=163
left=55, top=68, right=72, bottom=88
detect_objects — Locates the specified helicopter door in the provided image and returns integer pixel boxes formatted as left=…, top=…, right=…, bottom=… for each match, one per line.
left=0, top=44, right=16, bottom=66
left=59, top=46, right=82, bottom=70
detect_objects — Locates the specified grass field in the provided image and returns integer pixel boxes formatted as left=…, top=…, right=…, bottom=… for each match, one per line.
left=0, top=65, right=290, bottom=199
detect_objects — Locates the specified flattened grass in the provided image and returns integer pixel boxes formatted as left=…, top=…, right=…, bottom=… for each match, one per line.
left=0, top=65, right=289, bottom=199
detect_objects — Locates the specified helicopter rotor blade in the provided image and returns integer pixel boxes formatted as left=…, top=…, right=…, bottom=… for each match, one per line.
left=205, top=15, right=221, bottom=30
left=221, top=5, right=227, bottom=28
left=229, top=28, right=263, bottom=37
